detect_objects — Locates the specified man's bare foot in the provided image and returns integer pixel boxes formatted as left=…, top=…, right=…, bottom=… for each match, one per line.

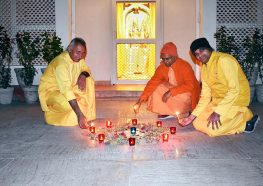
left=179, top=114, right=196, bottom=127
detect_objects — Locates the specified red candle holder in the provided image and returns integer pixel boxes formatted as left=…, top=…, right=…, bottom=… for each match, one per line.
left=129, top=137, right=135, bottom=146
left=132, top=119, right=137, bottom=125
left=162, top=133, right=169, bottom=142
left=106, top=120, right=112, bottom=128
left=89, top=126, right=96, bottom=133
left=98, top=134, right=105, bottom=143
left=156, top=121, right=163, bottom=127
left=170, top=127, right=176, bottom=134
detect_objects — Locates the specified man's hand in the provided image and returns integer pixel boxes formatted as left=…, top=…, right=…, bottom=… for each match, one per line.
left=78, top=114, right=88, bottom=129
left=162, top=90, right=172, bottom=103
left=180, top=114, right=196, bottom=126
left=133, top=100, right=142, bottom=114
left=207, top=112, right=221, bottom=130
left=68, top=99, right=87, bottom=129
left=77, top=74, right=86, bottom=91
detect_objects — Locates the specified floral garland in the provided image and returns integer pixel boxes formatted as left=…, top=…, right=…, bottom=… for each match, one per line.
left=84, top=121, right=172, bottom=145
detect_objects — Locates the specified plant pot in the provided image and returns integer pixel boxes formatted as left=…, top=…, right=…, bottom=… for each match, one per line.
left=250, top=85, right=256, bottom=103
left=22, top=86, right=38, bottom=104
left=41, top=68, right=46, bottom=74
left=14, top=68, right=26, bottom=87
left=248, top=67, right=258, bottom=86
left=0, top=87, right=14, bottom=104
left=255, top=84, right=263, bottom=103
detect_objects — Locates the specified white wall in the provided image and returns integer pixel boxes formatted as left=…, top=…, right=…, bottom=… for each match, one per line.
left=163, top=0, right=197, bottom=69
left=9, top=0, right=199, bottom=85
left=201, top=0, right=216, bottom=48
left=9, top=0, right=202, bottom=85
left=55, top=0, right=71, bottom=48
left=75, top=0, right=113, bottom=82
left=75, top=0, right=197, bottom=83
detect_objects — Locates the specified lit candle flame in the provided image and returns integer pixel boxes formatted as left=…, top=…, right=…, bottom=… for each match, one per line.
left=176, top=111, right=180, bottom=119
left=163, top=133, right=169, bottom=142
left=133, top=104, right=139, bottom=116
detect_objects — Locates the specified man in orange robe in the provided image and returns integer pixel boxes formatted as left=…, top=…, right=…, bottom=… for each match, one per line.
left=134, top=42, right=200, bottom=119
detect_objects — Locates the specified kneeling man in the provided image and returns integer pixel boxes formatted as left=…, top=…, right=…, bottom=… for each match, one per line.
left=38, top=38, right=96, bottom=129
left=134, top=42, right=200, bottom=119
left=180, top=38, right=260, bottom=136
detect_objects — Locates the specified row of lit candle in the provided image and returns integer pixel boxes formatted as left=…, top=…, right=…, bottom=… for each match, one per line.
left=130, top=126, right=176, bottom=135
left=91, top=119, right=177, bottom=145
left=97, top=129, right=175, bottom=145
left=91, top=122, right=176, bottom=133
left=97, top=133, right=136, bottom=145
left=88, top=121, right=112, bottom=133
left=129, top=133, right=170, bottom=145
left=90, top=120, right=165, bottom=132
left=94, top=119, right=175, bottom=128
left=97, top=134, right=170, bottom=145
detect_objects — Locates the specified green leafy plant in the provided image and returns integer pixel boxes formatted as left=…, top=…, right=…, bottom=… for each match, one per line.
left=242, top=29, right=263, bottom=82
left=214, top=26, right=240, bottom=60
left=0, top=26, right=13, bottom=89
left=41, top=32, right=63, bottom=64
left=16, top=31, right=40, bottom=86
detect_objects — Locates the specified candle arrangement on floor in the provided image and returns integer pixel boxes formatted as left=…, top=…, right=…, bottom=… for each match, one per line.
left=83, top=119, right=177, bottom=145
left=156, top=121, right=163, bottom=127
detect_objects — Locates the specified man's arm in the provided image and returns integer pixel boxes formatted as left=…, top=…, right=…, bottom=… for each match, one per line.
left=80, top=71, right=90, bottom=78
left=68, top=99, right=87, bottom=129
left=77, top=71, right=90, bottom=91
left=54, top=63, right=90, bottom=129
left=140, top=64, right=166, bottom=101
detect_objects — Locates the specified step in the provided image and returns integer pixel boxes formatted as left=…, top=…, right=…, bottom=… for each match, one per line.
left=12, top=84, right=146, bottom=101
left=95, top=84, right=145, bottom=98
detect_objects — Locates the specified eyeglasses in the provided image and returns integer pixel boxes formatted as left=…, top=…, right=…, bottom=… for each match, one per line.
left=161, top=56, right=174, bottom=62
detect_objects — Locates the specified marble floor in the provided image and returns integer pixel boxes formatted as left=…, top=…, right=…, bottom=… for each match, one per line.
left=0, top=99, right=262, bottom=186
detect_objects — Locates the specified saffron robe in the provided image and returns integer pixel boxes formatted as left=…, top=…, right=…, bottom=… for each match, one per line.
left=38, top=52, right=96, bottom=126
left=192, top=52, right=253, bottom=137
left=140, top=58, right=201, bottom=116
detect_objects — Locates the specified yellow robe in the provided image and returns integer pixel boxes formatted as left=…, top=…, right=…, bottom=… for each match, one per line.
left=192, top=52, right=253, bottom=137
left=38, top=52, right=96, bottom=126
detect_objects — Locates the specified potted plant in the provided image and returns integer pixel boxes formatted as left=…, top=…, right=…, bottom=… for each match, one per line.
left=0, top=26, right=13, bottom=104
left=15, top=31, right=40, bottom=103
left=242, top=29, right=263, bottom=103
left=40, top=32, right=63, bottom=73
left=214, top=26, right=240, bottom=60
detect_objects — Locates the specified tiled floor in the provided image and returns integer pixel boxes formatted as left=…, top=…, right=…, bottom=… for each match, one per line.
left=0, top=98, right=262, bottom=186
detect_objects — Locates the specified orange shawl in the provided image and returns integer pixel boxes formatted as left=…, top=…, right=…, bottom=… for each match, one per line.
left=140, top=58, right=201, bottom=110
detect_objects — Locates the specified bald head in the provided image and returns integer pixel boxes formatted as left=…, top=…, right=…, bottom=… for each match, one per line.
left=66, top=38, right=86, bottom=52
left=67, top=38, right=87, bottom=62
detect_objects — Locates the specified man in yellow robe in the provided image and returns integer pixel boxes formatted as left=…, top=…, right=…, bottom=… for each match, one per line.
left=180, top=38, right=260, bottom=137
left=38, top=38, right=96, bottom=129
